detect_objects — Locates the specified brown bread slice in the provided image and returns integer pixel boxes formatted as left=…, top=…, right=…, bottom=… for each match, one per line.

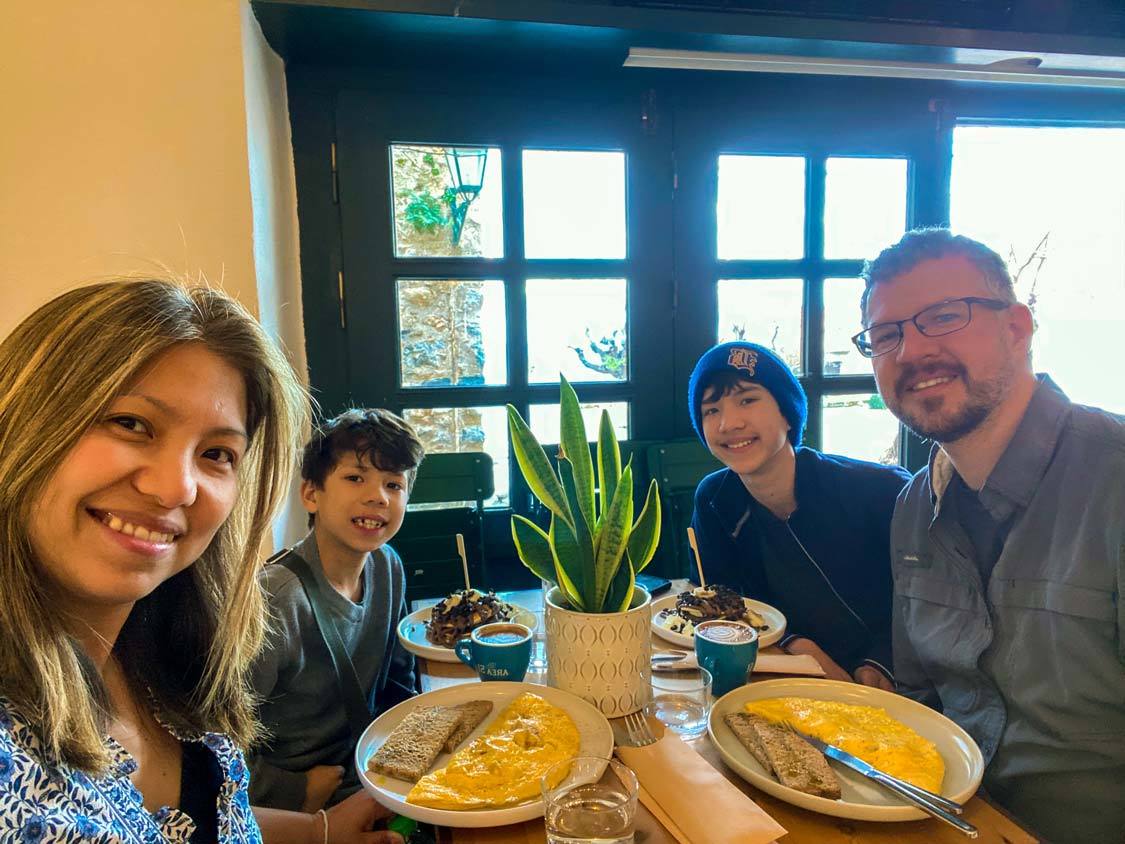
left=368, top=705, right=462, bottom=782
left=725, top=712, right=842, bottom=799
left=442, top=700, right=494, bottom=753
left=724, top=712, right=776, bottom=775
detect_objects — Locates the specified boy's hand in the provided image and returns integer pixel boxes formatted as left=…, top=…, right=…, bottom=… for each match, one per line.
left=302, top=765, right=344, bottom=813
left=326, top=791, right=403, bottom=844
left=782, top=637, right=852, bottom=683
left=854, top=665, right=895, bottom=691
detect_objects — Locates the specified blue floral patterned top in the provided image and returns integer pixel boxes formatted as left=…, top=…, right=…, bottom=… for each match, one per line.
left=0, top=697, right=263, bottom=843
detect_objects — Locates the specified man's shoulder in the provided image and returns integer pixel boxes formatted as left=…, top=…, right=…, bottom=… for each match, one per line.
left=1063, top=400, right=1125, bottom=458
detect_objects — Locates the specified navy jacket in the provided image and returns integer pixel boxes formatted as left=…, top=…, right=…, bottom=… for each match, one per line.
left=691, top=447, right=910, bottom=676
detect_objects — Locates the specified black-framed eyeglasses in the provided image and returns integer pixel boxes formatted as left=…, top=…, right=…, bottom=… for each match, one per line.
left=852, top=297, right=1011, bottom=358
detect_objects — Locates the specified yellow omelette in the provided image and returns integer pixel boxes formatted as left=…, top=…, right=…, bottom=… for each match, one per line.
left=407, top=692, right=580, bottom=810
left=744, top=697, right=945, bottom=793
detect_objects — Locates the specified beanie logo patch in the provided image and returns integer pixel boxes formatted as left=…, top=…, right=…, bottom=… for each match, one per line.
left=727, top=347, right=759, bottom=375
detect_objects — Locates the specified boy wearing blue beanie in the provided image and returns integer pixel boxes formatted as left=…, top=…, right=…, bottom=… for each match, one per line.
left=688, top=341, right=910, bottom=688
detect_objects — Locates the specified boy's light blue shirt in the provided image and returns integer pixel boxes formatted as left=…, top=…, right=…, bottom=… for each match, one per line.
left=891, top=376, right=1125, bottom=844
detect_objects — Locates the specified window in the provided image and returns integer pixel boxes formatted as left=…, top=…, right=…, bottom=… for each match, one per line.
left=952, top=125, right=1125, bottom=414
left=337, top=115, right=639, bottom=511
left=696, top=152, right=910, bottom=462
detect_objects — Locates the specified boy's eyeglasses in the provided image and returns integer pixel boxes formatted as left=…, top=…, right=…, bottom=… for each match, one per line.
left=852, top=297, right=1011, bottom=359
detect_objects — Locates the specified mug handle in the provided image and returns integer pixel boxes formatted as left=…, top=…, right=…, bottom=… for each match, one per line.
left=453, top=636, right=475, bottom=668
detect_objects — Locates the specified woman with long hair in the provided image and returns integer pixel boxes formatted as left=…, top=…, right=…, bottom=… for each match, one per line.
left=0, top=280, right=400, bottom=842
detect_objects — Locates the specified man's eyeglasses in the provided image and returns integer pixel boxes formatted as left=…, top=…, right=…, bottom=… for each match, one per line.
left=852, top=297, right=1011, bottom=358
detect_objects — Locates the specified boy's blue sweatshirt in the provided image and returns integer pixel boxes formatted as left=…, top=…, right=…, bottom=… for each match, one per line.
left=690, top=447, right=910, bottom=676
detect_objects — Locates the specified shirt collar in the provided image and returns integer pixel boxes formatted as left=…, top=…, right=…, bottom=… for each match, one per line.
left=928, top=374, right=1069, bottom=519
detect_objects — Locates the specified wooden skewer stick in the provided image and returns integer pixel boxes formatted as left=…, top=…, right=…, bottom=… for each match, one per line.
left=455, top=533, right=471, bottom=591
left=686, top=527, right=706, bottom=588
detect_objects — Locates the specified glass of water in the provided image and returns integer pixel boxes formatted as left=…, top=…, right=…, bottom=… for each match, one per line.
left=646, top=665, right=712, bottom=739
left=541, top=756, right=638, bottom=844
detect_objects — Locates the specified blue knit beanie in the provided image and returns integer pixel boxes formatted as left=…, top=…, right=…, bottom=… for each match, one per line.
left=687, top=342, right=807, bottom=446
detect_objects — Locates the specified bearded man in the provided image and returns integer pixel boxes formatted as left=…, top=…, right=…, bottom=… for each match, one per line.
left=855, top=228, right=1125, bottom=844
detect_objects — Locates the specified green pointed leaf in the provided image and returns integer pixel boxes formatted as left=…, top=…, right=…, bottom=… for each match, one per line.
left=596, top=409, right=621, bottom=526
left=626, top=479, right=662, bottom=575
left=558, top=457, right=597, bottom=608
left=511, top=515, right=555, bottom=583
left=507, top=404, right=572, bottom=528
left=549, top=515, right=586, bottom=611
left=593, top=463, right=634, bottom=611
left=605, top=555, right=636, bottom=614
left=559, top=376, right=596, bottom=532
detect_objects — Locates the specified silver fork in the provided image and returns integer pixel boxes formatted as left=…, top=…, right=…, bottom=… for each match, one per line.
left=622, top=710, right=657, bottom=747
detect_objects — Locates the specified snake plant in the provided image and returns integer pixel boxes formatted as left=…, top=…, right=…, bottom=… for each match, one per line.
left=507, top=376, right=661, bottom=613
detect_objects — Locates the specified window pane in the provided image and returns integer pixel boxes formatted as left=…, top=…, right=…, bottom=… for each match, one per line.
left=528, top=401, right=629, bottom=445
left=716, top=278, right=803, bottom=374
left=523, top=150, right=626, bottom=259
left=952, top=125, right=1125, bottom=413
left=824, top=157, right=908, bottom=260
left=717, top=155, right=805, bottom=260
left=403, top=406, right=510, bottom=508
left=391, top=145, right=503, bottom=259
left=821, top=393, right=901, bottom=465
left=526, top=278, right=627, bottom=384
left=397, top=279, right=507, bottom=387
left=823, top=278, right=869, bottom=376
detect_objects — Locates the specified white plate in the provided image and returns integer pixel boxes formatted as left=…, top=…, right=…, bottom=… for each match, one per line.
left=396, top=603, right=537, bottom=663
left=650, top=593, right=786, bottom=650
left=356, top=681, right=614, bottom=828
left=708, top=678, right=984, bottom=822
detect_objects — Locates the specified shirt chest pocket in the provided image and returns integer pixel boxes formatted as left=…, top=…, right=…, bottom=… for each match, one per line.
left=989, top=579, right=1116, bottom=622
left=897, top=574, right=978, bottom=611
left=896, top=573, right=984, bottom=668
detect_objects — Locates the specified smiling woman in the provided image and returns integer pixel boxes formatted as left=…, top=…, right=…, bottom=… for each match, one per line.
left=0, top=281, right=391, bottom=842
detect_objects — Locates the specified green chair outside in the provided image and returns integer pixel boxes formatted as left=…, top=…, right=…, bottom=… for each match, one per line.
left=645, top=440, right=723, bottom=579
left=395, top=452, right=494, bottom=603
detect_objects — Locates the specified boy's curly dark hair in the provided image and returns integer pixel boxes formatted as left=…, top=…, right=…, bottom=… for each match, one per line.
left=301, top=408, right=425, bottom=526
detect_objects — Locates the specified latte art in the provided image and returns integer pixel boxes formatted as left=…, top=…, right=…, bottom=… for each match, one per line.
left=696, top=620, right=757, bottom=644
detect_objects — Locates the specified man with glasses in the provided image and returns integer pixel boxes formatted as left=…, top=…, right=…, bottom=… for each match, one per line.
left=856, top=228, right=1125, bottom=844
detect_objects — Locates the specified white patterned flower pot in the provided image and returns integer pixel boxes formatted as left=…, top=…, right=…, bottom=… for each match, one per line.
left=544, top=585, right=652, bottom=717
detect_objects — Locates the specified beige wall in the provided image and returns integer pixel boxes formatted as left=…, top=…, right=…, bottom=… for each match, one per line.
left=0, top=0, right=308, bottom=548
left=0, top=0, right=261, bottom=334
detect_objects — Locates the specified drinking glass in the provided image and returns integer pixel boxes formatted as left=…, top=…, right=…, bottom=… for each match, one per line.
left=541, top=756, right=638, bottom=844
left=646, top=666, right=712, bottom=739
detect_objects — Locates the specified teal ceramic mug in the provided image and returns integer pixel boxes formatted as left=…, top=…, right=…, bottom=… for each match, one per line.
left=454, top=622, right=532, bottom=682
left=694, top=619, right=759, bottom=697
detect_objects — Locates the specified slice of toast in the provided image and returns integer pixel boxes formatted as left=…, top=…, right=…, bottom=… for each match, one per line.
left=442, top=700, right=494, bottom=753
left=725, top=712, right=842, bottom=799
left=368, top=705, right=463, bottom=782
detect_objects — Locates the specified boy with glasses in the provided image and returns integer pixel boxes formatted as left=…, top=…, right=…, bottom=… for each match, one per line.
left=860, top=228, right=1125, bottom=844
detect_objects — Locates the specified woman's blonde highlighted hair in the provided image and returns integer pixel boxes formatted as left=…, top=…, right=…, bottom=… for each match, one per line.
left=0, top=279, right=309, bottom=772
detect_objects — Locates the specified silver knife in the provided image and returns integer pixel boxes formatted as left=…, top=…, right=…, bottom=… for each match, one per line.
left=788, top=727, right=978, bottom=838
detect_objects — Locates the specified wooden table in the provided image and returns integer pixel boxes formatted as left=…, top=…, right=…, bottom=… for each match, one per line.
left=412, top=586, right=1037, bottom=844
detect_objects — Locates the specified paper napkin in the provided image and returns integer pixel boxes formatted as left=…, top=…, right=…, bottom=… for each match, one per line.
left=615, top=731, right=786, bottom=844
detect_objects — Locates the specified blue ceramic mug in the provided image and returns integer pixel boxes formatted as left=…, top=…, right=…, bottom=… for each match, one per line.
left=454, top=622, right=532, bottom=682
left=694, top=619, right=759, bottom=697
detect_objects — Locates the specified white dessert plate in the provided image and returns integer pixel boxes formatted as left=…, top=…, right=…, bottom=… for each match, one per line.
left=650, top=593, right=786, bottom=650
left=397, top=603, right=536, bottom=663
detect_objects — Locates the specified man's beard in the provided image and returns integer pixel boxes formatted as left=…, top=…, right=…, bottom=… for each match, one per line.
left=885, top=358, right=1013, bottom=443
